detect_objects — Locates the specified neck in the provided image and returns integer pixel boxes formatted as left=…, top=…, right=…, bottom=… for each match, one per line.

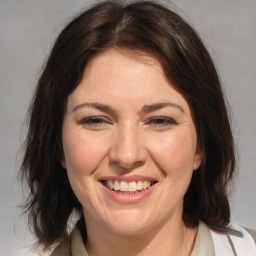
left=84, top=217, right=197, bottom=256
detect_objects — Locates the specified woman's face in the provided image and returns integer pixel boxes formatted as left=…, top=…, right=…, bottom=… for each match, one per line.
left=62, top=49, right=202, bottom=236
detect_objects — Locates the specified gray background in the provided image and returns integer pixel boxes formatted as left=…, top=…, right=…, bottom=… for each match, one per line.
left=0, top=0, right=255, bottom=255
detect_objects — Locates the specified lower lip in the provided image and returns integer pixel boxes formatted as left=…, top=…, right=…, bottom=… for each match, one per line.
left=101, top=183, right=158, bottom=204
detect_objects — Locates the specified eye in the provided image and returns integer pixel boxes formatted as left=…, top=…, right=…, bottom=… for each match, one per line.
left=146, top=117, right=177, bottom=128
left=77, top=116, right=111, bottom=129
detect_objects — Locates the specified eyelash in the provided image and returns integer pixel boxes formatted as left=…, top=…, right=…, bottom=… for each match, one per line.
left=77, top=116, right=176, bottom=129
left=146, top=117, right=177, bottom=127
left=77, top=116, right=110, bottom=128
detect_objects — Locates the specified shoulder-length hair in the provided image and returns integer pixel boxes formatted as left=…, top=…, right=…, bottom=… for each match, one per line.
left=21, top=0, right=235, bottom=250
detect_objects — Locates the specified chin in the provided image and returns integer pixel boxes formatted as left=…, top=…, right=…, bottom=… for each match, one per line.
left=102, top=210, right=157, bottom=236
left=107, top=222, right=152, bottom=236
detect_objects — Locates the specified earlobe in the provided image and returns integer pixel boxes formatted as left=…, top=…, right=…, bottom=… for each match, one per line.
left=193, top=155, right=202, bottom=170
left=61, top=156, right=66, bottom=169
left=58, top=140, right=66, bottom=168
left=193, top=146, right=203, bottom=171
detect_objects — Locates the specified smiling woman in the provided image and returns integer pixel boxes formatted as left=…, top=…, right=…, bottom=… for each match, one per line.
left=20, top=1, right=256, bottom=255
left=61, top=50, right=201, bottom=249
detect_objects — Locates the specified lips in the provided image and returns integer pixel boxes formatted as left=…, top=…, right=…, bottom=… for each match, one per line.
left=104, top=180, right=156, bottom=193
left=99, top=175, right=158, bottom=194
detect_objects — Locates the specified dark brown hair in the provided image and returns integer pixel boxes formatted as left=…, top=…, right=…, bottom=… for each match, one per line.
left=21, top=0, right=235, bottom=250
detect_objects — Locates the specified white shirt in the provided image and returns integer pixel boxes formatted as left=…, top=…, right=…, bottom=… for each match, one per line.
left=210, top=223, right=256, bottom=256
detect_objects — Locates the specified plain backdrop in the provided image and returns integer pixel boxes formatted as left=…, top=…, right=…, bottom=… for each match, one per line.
left=0, top=0, right=255, bottom=255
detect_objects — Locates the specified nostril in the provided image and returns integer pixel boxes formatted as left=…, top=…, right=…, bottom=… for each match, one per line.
left=109, top=159, right=146, bottom=172
left=108, top=141, right=147, bottom=170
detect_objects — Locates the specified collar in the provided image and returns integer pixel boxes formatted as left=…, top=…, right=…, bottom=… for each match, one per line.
left=51, top=221, right=256, bottom=256
left=191, top=221, right=215, bottom=256
left=68, top=221, right=215, bottom=256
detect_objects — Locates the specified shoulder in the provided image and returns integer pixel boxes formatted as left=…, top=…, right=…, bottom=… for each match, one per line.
left=210, top=223, right=256, bottom=255
left=50, top=228, right=88, bottom=256
left=243, top=226, right=256, bottom=243
left=50, top=236, right=71, bottom=256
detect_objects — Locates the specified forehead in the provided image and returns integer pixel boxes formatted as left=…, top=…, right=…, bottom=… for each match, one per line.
left=86, top=48, right=164, bottom=77
left=82, top=48, right=169, bottom=93
left=67, top=48, right=190, bottom=113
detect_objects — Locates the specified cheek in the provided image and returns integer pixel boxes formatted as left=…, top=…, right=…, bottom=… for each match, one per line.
left=148, top=132, right=197, bottom=176
left=62, top=132, right=110, bottom=176
left=149, top=133, right=198, bottom=203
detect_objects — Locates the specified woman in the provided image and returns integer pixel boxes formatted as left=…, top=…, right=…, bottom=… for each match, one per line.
left=21, top=1, right=256, bottom=255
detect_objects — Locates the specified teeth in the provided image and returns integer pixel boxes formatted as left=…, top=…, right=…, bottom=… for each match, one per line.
left=120, top=181, right=129, bottom=191
left=128, top=181, right=137, bottom=192
left=143, top=181, right=149, bottom=189
left=105, top=180, right=153, bottom=192
left=114, top=180, right=119, bottom=191
left=137, top=181, right=143, bottom=190
left=107, top=180, right=114, bottom=190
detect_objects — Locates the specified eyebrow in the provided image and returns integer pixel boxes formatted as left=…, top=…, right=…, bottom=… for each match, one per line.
left=72, top=102, right=184, bottom=115
left=141, top=102, right=184, bottom=114
left=72, top=103, right=118, bottom=115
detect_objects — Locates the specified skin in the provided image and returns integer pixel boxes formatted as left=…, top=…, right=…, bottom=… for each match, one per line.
left=62, top=49, right=202, bottom=256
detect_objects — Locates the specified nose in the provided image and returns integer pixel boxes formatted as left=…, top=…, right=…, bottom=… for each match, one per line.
left=109, top=124, right=147, bottom=170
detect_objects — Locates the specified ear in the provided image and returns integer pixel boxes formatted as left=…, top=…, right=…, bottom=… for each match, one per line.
left=61, top=155, right=66, bottom=169
left=193, top=144, right=203, bottom=171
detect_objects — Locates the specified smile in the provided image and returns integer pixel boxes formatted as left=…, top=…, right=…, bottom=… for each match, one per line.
left=99, top=176, right=158, bottom=203
left=102, top=180, right=156, bottom=194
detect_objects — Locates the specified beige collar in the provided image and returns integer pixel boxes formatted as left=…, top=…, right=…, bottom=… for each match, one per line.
left=191, top=221, right=215, bottom=256
left=52, top=221, right=215, bottom=256
left=71, top=228, right=89, bottom=256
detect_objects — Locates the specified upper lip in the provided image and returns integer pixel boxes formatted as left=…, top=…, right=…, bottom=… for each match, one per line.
left=98, top=175, right=158, bottom=182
